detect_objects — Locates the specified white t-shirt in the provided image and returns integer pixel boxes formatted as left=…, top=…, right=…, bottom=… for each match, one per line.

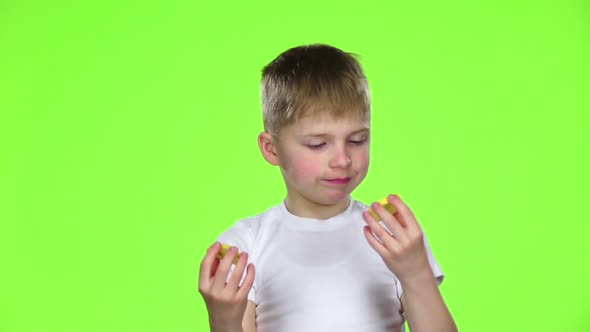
left=217, top=198, right=444, bottom=332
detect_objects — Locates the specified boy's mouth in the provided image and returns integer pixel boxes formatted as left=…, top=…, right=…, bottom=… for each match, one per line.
left=324, top=177, right=351, bottom=185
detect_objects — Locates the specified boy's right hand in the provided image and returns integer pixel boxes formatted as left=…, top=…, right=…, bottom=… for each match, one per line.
left=198, top=242, right=255, bottom=332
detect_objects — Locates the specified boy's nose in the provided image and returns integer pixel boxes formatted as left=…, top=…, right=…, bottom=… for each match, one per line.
left=329, top=149, right=352, bottom=168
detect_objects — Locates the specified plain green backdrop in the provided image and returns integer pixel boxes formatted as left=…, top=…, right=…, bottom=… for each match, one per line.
left=0, top=0, right=588, bottom=331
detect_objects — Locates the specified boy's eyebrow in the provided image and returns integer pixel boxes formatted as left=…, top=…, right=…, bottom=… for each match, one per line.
left=302, top=128, right=370, bottom=138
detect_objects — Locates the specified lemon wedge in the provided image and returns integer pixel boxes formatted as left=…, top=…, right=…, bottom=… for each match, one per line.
left=368, top=197, right=397, bottom=221
left=217, top=244, right=240, bottom=264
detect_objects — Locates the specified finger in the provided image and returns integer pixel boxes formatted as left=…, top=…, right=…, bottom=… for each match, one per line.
left=210, top=254, right=220, bottom=278
left=236, top=263, right=256, bottom=299
left=363, top=226, right=400, bottom=259
left=363, top=225, right=388, bottom=256
left=372, top=201, right=409, bottom=243
left=389, top=194, right=421, bottom=230
left=211, top=246, right=240, bottom=292
left=362, top=210, right=398, bottom=248
left=226, top=252, right=249, bottom=292
left=199, top=242, right=221, bottom=288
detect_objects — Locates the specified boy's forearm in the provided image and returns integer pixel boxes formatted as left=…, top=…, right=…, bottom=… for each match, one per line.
left=209, top=324, right=243, bottom=332
left=400, top=272, right=457, bottom=332
left=208, top=318, right=244, bottom=332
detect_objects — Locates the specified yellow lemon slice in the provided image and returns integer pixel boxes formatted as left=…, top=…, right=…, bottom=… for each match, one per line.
left=217, top=244, right=240, bottom=264
left=368, top=197, right=397, bottom=221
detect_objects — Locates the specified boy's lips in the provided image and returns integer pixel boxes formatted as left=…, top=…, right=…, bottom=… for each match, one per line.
left=324, top=177, right=352, bottom=185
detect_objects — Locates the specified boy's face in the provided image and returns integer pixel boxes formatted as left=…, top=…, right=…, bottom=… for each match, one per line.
left=273, top=110, right=370, bottom=208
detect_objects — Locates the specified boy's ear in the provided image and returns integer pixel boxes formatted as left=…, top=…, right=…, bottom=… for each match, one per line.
left=258, top=132, right=280, bottom=166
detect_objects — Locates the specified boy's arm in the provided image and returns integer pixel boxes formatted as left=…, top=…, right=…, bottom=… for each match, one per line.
left=400, top=273, right=457, bottom=332
left=242, top=301, right=257, bottom=332
left=198, top=243, right=255, bottom=332
left=362, top=195, right=457, bottom=332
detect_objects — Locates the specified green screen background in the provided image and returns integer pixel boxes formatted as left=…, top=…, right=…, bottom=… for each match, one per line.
left=1, top=0, right=588, bottom=331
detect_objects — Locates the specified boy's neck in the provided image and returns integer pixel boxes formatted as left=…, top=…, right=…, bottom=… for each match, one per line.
left=284, top=195, right=351, bottom=220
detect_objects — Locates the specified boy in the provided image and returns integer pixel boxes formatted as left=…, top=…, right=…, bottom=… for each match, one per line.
left=198, top=44, right=457, bottom=332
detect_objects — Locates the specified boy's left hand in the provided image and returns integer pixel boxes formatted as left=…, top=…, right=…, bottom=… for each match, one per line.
left=362, top=194, right=432, bottom=283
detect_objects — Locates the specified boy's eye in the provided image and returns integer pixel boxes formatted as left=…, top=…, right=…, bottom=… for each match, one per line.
left=306, top=143, right=326, bottom=150
left=349, top=138, right=367, bottom=145
left=305, top=138, right=367, bottom=150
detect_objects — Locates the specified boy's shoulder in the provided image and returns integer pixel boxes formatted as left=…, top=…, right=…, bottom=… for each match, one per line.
left=352, top=198, right=370, bottom=210
left=219, top=203, right=283, bottom=234
left=216, top=202, right=285, bottom=251
left=235, top=202, right=283, bottom=224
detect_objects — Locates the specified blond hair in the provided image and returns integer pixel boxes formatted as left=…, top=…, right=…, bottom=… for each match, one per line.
left=261, top=44, right=370, bottom=135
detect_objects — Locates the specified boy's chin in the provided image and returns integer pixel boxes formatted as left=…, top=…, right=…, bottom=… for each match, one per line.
left=312, top=192, right=352, bottom=206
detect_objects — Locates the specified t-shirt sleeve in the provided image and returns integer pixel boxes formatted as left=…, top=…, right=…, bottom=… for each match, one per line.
left=216, top=220, right=257, bottom=304
left=395, top=233, right=444, bottom=298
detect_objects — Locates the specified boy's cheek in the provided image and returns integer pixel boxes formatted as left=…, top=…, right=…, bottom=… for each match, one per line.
left=355, top=151, right=370, bottom=169
left=291, top=159, right=323, bottom=181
